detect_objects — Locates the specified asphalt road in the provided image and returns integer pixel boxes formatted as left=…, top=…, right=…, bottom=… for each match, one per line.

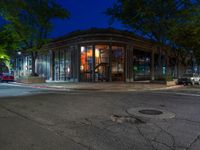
left=0, top=83, right=200, bottom=150
left=0, top=83, right=47, bottom=97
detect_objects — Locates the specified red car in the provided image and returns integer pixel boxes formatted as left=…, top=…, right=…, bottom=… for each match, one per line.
left=0, top=73, right=14, bottom=82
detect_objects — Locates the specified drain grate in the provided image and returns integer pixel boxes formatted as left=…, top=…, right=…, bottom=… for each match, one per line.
left=139, top=109, right=163, bottom=115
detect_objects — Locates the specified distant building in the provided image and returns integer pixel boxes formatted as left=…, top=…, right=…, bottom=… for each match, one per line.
left=14, top=28, right=186, bottom=82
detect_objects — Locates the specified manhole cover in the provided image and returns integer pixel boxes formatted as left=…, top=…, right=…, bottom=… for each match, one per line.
left=127, top=107, right=176, bottom=119
left=139, top=109, right=163, bottom=115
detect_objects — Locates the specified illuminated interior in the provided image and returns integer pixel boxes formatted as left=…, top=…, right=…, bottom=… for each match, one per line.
left=80, top=45, right=125, bottom=82
left=80, top=46, right=93, bottom=81
left=95, top=45, right=110, bottom=81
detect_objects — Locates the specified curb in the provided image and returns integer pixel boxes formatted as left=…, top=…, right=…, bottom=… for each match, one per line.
left=153, top=85, right=184, bottom=90
left=5, top=82, right=184, bottom=92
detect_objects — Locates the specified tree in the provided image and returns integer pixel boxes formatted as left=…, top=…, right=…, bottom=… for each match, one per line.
left=0, top=54, right=9, bottom=73
left=166, top=2, right=200, bottom=74
left=0, top=24, right=20, bottom=50
left=106, top=0, right=200, bottom=77
left=0, top=0, right=69, bottom=76
left=0, top=25, right=19, bottom=71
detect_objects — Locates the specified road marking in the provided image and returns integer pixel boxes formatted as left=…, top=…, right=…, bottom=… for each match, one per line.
left=156, top=92, right=200, bottom=97
left=0, top=83, right=23, bottom=87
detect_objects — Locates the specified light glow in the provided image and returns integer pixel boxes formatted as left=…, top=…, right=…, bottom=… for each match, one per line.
left=81, top=47, right=85, bottom=53
left=67, top=67, right=70, bottom=73
left=80, top=65, right=84, bottom=71
left=95, top=49, right=100, bottom=58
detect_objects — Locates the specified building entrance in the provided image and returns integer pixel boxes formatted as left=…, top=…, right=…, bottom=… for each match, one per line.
left=80, top=45, right=125, bottom=82
left=95, top=45, right=110, bottom=82
left=95, top=45, right=125, bottom=82
left=111, top=46, right=125, bottom=81
left=133, top=50, right=151, bottom=80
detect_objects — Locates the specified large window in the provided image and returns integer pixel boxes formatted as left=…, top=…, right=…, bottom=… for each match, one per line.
left=133, top=50, right=151, bottom=80
left=54, top=51, right=60, bottom=81
left=154, top=54, right=166, bottom=80
left=111, top=46, right=124, bottom=81
left=65, top=49, right=71, bottom=80
left=80, top=46, right=93, bottom=81
left=60, top=50, right=65, bottom=80
left=53, top=48, right=72, bottom=81
left=95, top=45, right=109, bottom=81
left=36, top=55, right=50, bottom=80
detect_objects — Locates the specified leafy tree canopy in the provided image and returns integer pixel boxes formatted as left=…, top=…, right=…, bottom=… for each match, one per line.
left=0, top=0, right=69, bottom=75
left=106, top=0, right=200, bottom=46
left=106, top=0, right=200, bottom=70
left=0, top=25, right=19, bottom=55
left=0, top=0, right=69, bottom=51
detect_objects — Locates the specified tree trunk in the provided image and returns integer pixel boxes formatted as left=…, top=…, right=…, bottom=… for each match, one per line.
left=157, top=46, right=163, bottom=80
left=176, top=54, right=181, bottom=78
left=165, top=55, right=170, bottom=80
left=31, top=51, right=38, bottom=76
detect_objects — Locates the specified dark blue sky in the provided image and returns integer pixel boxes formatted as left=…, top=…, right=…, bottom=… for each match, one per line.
left=0, top=0, right=124, bottom=38
left=51, top=0, right=124, bottom=38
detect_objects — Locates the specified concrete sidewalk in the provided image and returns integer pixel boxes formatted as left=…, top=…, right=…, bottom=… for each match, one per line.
left=8, top=82, right=183, bottom=92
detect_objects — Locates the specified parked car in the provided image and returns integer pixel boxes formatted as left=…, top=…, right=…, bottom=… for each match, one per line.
left=178, top=73, right=200, bottom=85
left=0, top=73, right=14, bottom=82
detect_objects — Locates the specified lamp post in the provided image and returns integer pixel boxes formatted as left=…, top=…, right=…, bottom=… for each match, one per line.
left=16, top=51, right=22, bottom=77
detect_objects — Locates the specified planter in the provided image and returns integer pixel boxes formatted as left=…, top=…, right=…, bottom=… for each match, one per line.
left=17, top=76, right=45, bottom=84
left=151, top=79, right=177, bottom=86
left=165, top=80, right=176, bottom=86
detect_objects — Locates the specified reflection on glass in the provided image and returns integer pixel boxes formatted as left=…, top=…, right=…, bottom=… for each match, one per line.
left=60, top=50, right=65, bottom=80
left=112, top=46, right=124, bottom=81
left=133, top=50, right=151, bottom=80
left=80, top=45, right=125, bottom=82
left=95, top=45, right=109, bottom=81
left=53, top=48, right=72, bottom=81
left=36, top=55, right=50, bottom=80
left=80, top=46, right=93, bottom=81
left=65, top=49, right=71, bottom=80
left=54, top=51, right=60, bottom=81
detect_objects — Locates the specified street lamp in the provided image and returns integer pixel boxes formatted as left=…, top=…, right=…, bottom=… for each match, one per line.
left=17, top=51, right=22, bottom=55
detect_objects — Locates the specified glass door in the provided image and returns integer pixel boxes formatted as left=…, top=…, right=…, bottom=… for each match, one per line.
left=111, top=46, right=125, bottom=81
left=54, top=51, right=60, bottom=81
left=95, top=45, right=109, bottom=82
left=80, top=46, right=93, bottom=82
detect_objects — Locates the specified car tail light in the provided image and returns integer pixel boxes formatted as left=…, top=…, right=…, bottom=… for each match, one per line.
left=2, top=76, right=7, bottom=80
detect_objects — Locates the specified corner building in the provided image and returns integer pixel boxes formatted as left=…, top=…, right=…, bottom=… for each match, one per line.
left=15, top=28, right=179, bottom=82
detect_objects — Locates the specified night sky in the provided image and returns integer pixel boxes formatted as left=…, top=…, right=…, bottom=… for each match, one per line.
left=51, top=0, right=124, bottom=38
left=0, top=0, right=124, bottom=38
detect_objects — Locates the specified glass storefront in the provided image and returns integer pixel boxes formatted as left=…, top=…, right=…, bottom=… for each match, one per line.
left=13, top=28, right=184, bottom=83
left=80, top=46, right=93, bottom=81
left=15, top=56, right=32, bottom=77
left=16, top=45, right=170, bottom=83
left=60, top=50, right=65, bottom=80
left=154, top=54, right=166, bottom=80
left=80, top=45, right=125, bottom=82
left=95, top=45, right=109, bottom=81
left=36, top=55, right=50, bottom=80
left=111, top=46, right=124, bottom=81
left=53, top=48, right=72, bottom=81
left=133, top=50, right=151, bottom=80
left=54, top=51, right=60, bottom=80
